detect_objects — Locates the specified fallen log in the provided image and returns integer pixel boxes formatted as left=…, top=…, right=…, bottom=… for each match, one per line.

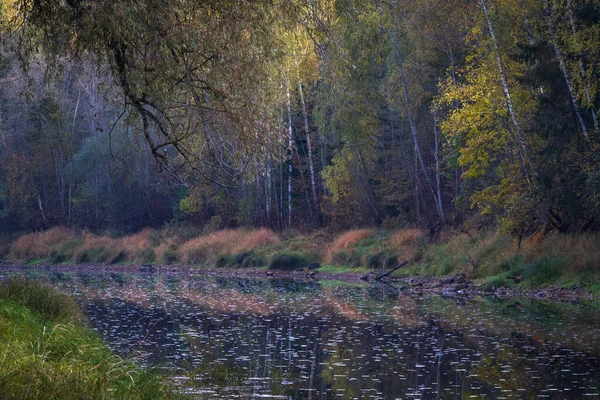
left=375, top=261, right=409, bottom=281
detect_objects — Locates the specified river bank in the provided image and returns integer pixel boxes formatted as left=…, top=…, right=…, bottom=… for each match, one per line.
left=1, top=261, right=596, bottom=302
left=0, top=277, right=181, bottom=399
left=2, top=226, right=600, bottom=299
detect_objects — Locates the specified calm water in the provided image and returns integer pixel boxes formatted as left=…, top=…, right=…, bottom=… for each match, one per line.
left=5, top=269, right=600, bottom=399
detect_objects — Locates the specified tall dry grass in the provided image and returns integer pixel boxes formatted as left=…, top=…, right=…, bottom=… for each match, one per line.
left=73, top=229, right=158, bottom=264
left=325, top=229, right=375, bottom=264
left=179, top=228, right=280, bottom=264
left=10, top=227, right=79, bottom=260
left=386, top=229, right=426, bottom=261
left=522, top=232, right=600, bottom=274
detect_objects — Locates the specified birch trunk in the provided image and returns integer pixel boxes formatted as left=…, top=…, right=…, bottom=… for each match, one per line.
left=481, top=0, right=535, bottom=180
left=285, top=76, right=294, bottom=227
left=392, top=35, right=445, bottom=222
left=520, top=0, right=544, bottom=94
left=542, top=0, right=590, bottom=141
left=566, top=0, right=599, bottom=134
left=433, top=110, right=445, bottom=223
left=293, top=50, right=318, bottom=209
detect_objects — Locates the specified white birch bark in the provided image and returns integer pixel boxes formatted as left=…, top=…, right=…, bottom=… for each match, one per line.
left=481, top=0, right=535, bottom=179
left=393, top=36, right=445, bottom=221
left=566, top=0, right=599, bottom=134
left=285, top=76, right=294, bottom=227
left=293, top=50, right=318, bottom=209
left=542, top=0, right=590, bottom=141
left=520, top=0, right=544, bottom=94
left=433, top=110, right=445, bottom=223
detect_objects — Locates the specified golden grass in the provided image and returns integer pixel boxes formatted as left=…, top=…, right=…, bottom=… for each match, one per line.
left=325, top=229, right=375, bottom=264
left=179, top=228, right=280, bottom=264
left=386, top=229, right=426, bottom=261
left=72, top=230, right=157, bottom=263
left=155, top=235, right=182, bottom=263
left=71, top=233, right=116, bottom=262
left=118, top=229, right=153, bottom=255
left=10, top=227, right=78, bottom=259
left=387, top=229, right=425, bottom=248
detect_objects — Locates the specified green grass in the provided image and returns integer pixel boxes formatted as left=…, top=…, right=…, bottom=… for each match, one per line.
left=318, top=264, right=368, bottom=275
left=0, top=278, right=182, bottom=400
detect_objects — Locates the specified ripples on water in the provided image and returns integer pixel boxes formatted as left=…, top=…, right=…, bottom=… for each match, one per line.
left=4, top=270, right=600, bottom=399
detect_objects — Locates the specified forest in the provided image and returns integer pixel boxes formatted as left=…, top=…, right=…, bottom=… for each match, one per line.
left=0, top=0, right=599, bottom=239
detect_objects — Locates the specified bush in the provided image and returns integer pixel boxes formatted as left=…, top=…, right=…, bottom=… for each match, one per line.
left=162, top=250, right=178, bottom=265
left=268, top=252, right=308, bottom=270
left=325, top=229, right=375, bottom=264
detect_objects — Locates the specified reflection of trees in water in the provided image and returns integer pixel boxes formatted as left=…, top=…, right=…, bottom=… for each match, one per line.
left=15, top=271, right=600, bottom=399
left=85, top=298, right=190, bottom=366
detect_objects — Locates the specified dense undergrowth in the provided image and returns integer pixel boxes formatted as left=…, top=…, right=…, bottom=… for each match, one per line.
left=0, top=278, right=180, bottom=399
left=2, top=226, right=600, bottom=292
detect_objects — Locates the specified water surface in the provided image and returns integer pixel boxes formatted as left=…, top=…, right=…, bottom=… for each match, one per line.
left=5, top=269, right=600, bottom=399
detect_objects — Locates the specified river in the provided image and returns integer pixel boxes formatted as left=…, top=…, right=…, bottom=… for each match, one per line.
left=4, top=268, right=600, bottom=399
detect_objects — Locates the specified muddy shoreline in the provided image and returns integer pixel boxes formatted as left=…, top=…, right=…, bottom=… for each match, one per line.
left=0, top=262, right=594, bottom=302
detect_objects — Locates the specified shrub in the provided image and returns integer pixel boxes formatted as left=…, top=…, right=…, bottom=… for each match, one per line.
left=162, top=250, right=178, bottom=265
left=110, top=251, right=127, bottom=264
left=268, top=252, right=307, bottom=270
left=118, top=229, right=153, bottom=262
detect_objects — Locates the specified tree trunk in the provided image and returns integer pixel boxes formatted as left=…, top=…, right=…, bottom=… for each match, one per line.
left=432, top=110, right=445, bottom=223
left=392, top=34, right=445, bottom=222
left=285, top=75, right=294, bottom=227
left=566, top=0, right=599, bottom=134
left=520, top=0, right=544, bottom=94
left=542, top=0, right=590, bottom=141
left=481, top=0, right=536, bottom=180
left=293, top=50, right=318, bottom=211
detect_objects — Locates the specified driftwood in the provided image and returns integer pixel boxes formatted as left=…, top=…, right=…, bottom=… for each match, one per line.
left=375, top=261, right=409, bottom=281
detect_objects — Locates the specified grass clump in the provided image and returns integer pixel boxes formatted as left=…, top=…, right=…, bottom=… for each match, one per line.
left=325, top=229, right=375, bottom=265
left=179, top=228, right=280, bottom=265
left=0, top=278, right=180, bottom=400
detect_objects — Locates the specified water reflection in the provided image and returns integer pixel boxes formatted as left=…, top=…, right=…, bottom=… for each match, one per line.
left=4, top=270, right=600, bottom=399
